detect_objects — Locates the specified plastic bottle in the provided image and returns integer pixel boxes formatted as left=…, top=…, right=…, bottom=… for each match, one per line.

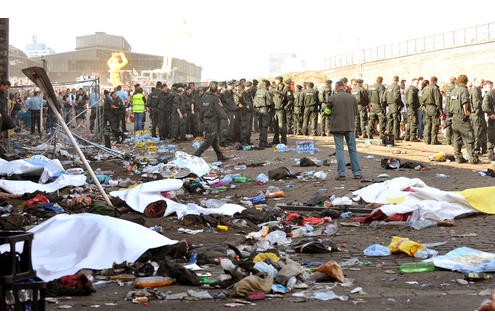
left=5, top=290, right=16, bottom=311
left=220, top=175, right=233, bottom=185
left=289, top=226, right=311, bottom=238
left=220, top=258, right=236, bottom=272
left=255, top=173, right=269, bottom=185
left=286, top=276, right=297, bottom=292
left=324, top=223, right=338, bottom=235
left=233, top=176, right=249, bottom=183
left=265, top=186, right=285, bottom=198
left=134, top=276, right=174, bottom=288
left=399, top=261, right=435, bottom=273
left=251, top=193, right=266, bottom=204
left=253, top=261, right=279, bottom=277
left=274, top=144, right=288, bottom=152
left=234, top=164, right=247, bottom=170
left=339, top=211, right=353, bottom=219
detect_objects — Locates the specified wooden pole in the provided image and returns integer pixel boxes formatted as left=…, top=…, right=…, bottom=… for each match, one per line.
left=22, top=67, right=113, bottom=207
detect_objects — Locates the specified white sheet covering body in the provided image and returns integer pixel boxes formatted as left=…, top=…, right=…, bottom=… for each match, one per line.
left=0, top=213, right=177, bottom=281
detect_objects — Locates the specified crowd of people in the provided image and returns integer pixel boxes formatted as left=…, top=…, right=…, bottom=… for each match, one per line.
left=2, top=73, right=495, bottom=166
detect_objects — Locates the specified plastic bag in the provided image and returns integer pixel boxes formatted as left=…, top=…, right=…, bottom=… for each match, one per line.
left=388, top=236, right=425, bottom=256
left=432, top=247, right=495, bottom=273
left=364, top=244, right=391, bottom=257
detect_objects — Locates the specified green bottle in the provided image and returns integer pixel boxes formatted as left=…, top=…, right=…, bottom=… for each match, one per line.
left=399, top=261, right=435, bottom=273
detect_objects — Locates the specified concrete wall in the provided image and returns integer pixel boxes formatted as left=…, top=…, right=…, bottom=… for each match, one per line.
left=321, top=41, right=495, bottom=85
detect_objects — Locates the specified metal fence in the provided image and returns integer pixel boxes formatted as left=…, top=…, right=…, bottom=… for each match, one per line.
left=326, top=22, right=495, bottom=69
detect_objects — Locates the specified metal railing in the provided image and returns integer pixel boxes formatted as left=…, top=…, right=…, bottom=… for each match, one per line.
left=325, top=22, right=495, bottom=69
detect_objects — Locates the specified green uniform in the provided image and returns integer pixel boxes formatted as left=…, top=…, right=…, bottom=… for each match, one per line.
left=367, top=83, right=386, bottom=137
left=270, top=84, right=290, bottom=144
left=444, top=84, right=456, bottom=145
left=481, top=88, right=495, bottom=160
left=156, top=91, right=173, bottom=140
left=148, top=88, right=163, bottom=137
left=234, top=89, right=254, bottom=145
left=382, top=82, right=403, bottom=139
left=219, top=88, right=236, bottom=145
left=193, top=91, right=229, bottom=161
left=469, top=86, right=487, bottom=155
left=319, top=86, right=334, bottom=136
left=420, top=84, right=442, bottom=144
left=253, top=86, right=273, bottom=147
left=293, top=90, right=304, bottom=135
left=285, top=88, right=294, bottom=134
left=170, top=92, right=185, bottom=142
left=449, top=83, right=478, bottom=163
left=352, top=85, right=369, bottom=137
left=404, top=85, right=420, bottom=141
left=302, top=87, right=319, bottom=135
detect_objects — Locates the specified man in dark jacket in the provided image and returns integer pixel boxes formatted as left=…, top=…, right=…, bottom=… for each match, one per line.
left=327, top=80, right=361, bottom=180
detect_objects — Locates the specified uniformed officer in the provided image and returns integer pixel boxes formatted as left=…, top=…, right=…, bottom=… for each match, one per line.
left=293, top=85, right=304, bottom=135
left=234, top=81, right=254, bottom=145
left=219, top=81, right=236, bottom=146
left=352, top=79, right=369, bottom=138
left=250, top=79, right=259, bottom=133
left=253, top=79, right=273, bottom=147
left=284, top=79, right=294, bottom=135
left=482, top=80, right=495, bottom=161
left=110, top=91, right=125, bottom=142
left=404, top=78, right=420, bottom=141
left=270, top=76, right=289, bottom=145
left=443, top=77, right=456, bottom=145
left=302, top=82, right=319, bottom=136
left=319, top=80, right=334, bottom=136
left=193, top=81, right=231, bottom=161
left=469, top=79, right=487, bottom=155
left=170, top=87, right=186, bottom=142
left=148, top=81, right=163, bottom=138
left=156, top=83, right=173, bottom=141
left=183, top=85, right=196, bottom=137
left=449, top=74, right=479, bottom=164
left=382, top=75, right=403, bottom=140
left=367, top=76, right=386, bottom=138
left=420, top=76, right=442, bottom=144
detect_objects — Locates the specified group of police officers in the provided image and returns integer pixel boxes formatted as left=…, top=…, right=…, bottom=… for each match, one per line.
left=102, top=73, right=495, bottom=164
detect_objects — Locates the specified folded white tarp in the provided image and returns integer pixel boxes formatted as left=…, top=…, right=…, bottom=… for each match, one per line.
left=0, top=155, right=65, bottom=183
left=0, top=174, right=86, bottom=194
left=352, top=177, right=478, bottom=221
left=0, top=213, right=177, bottom=281
left=110, top=179, right=245, bottom=219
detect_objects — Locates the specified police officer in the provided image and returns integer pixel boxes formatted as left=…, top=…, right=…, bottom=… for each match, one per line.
left=270, top=76, right=289, bottom=145
left=449, top=74, right=479, bottom=164
left=156, top=83, right=173, bottom=140
left=284, top=79, right=294, bottom=135
left=319, top=80, right=334, bottom=136
left=482, top=80, right=495, bottom=161
left=367, top=76, right=386, bottom=138
left=219, top=81, right=235, bottom=146
left=302, top=82, right=319, bottom=136
left=382, top=75, right=403, bottom=140
left=170, top=87, right=186, bottom=142
left=147, top=81, right=162, bottom=137
left=352, top=79, right=369, bottom=138
left=234, top=81, right=254, bottom=145
left=420, top=76, right=442, bottom=145
left=250, top=79, right=259, bottom=133
left=293, top=85, right=304, bottom=135
left=193, top=81, right=231, bottom=161
left=444, top=77, right=456, bottom=145
left=469, top=79, right=487, bottom=155
left=404, top=78, right=420, bottom=141
left=253, top=79, right=273, bottom=148
left=110, top=91, right=125, bottom=142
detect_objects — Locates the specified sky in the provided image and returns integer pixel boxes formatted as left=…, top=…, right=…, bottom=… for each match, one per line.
left=5, top=0, right=495, bottom=81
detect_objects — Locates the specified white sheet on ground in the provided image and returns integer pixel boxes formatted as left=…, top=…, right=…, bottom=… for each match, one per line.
left=110, top=178, right=245, bottom=219
left=352, top=177, right=477, bottom=221
left=0, top=155, right=65, bottom=183
left=0, top=174, right=86, bottom=194
left=168, top=151, right=210, bottom=177
left=0, top=213, right=178, bottom=281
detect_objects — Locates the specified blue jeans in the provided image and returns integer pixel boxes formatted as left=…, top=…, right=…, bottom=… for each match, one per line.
left=333, top=132, right=361, bottom=177
left=417, top=110, right=424, bottom=139
left=133, top=112, right=144, bottom=132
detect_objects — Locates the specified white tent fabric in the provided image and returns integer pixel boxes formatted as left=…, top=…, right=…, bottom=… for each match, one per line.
left=0, top=213, right=178, bottom=281
left=110, top=179, right=245, bottom=219
left=0, top=174, right=86, bottom=194
left=352, top=177, right=478, bottom=221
